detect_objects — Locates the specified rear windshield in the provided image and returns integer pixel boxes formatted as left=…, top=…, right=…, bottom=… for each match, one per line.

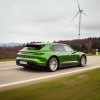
left=25, top=44, right=45, bottom=50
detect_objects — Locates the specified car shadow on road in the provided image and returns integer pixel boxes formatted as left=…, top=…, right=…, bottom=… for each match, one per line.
left=59, top=65, right=81, bottom=70
left=17, top=66, right=48, bottom=73
left=16, top=65, right=82, bottom=73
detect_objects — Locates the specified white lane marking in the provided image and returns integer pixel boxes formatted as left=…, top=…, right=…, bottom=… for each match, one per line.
left=0, top=67, right=18, bottom=70
left=0, top=66, right=100, bottom=88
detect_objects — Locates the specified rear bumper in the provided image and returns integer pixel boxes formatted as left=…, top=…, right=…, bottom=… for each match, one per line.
left=16, top=59, right=38, bottom=66
left=16, top=59, right=46, bottom=67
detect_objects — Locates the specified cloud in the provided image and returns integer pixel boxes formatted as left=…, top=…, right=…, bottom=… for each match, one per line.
left=0, top=0, right=100, bottom=43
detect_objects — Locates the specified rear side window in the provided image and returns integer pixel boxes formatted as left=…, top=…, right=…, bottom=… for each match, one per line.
left=50, top=44, right=66, bottom=52
left=25, top=44, right=45, bottom=50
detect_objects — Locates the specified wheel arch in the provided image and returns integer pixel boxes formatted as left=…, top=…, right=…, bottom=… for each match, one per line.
left=47, top=55, right=60, bottom=66
left=78, top=54, right=87, bottom=63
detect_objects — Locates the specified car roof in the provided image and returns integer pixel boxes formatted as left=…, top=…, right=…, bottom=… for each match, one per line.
left=27, top=43, right=64, bottom=46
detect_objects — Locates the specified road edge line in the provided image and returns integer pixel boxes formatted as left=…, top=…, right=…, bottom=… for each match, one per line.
left=0, top=66, right=100, bottom=88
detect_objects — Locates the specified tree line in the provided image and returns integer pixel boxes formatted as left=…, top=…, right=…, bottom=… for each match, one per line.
left=0, top=37, right=100, bottom=59
left=55, top=37, right=100, bottom=53
left=0, top=45, right=24, bottom=59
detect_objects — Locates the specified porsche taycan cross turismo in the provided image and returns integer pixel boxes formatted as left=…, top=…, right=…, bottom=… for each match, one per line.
left=16, top=43, right=87, bottom=72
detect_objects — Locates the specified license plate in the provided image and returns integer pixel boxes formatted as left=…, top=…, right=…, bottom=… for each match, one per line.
left=20, top=61, right=27, bottom=64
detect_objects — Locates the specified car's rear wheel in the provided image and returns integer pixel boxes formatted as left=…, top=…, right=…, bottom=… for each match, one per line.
left=80, top=56, right=86, bottom=67
left=47, top=57, right=58, bottom=72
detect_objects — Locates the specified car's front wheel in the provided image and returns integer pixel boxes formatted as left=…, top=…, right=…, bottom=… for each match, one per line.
left=47, top=57, right=59, bottom=72
left=80, top=56, right=87, bottom=67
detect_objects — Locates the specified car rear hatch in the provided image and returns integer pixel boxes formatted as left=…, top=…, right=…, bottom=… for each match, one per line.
left=17, top=43, right=46, bottom=61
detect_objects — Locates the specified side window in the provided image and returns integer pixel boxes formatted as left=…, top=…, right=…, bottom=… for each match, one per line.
left=50, top=44, right=66, bottom=52
left=64, top=45, right=73, bottom=52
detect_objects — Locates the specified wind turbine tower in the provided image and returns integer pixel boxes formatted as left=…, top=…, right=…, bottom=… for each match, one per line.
left=72, top=0, right=86, bottom=39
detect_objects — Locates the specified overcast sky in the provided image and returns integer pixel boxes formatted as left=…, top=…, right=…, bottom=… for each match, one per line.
left=0, top=0, right=100, bottom=43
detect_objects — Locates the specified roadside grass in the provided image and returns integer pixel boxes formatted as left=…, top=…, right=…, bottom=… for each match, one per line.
left=86, top=53, right=95, bottom=56
left=0, top=59, right=15, bottom=62
left=0, top=68, right=100, bottom=100
left=98, top=52, right=100, bottom=55
left=86, top=52, right=100, bottom=56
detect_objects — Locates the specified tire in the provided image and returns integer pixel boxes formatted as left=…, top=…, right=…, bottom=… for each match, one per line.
left=47, top=57, right=59, bottom=72
left=80, top=55, right=86, bottom=67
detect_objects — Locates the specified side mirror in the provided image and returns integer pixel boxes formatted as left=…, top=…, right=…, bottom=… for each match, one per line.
left=72, top=50, right=77, bottom=54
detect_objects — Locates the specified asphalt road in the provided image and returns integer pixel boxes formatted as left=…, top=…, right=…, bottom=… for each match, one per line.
left=0, top=56, right=100, bottom=88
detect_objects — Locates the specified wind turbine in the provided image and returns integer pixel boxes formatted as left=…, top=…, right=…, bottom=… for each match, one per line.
left=72, top=0, right=86, bottom=39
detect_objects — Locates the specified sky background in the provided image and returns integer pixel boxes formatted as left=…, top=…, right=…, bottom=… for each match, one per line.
left=0, top=0, right=100, bottom=43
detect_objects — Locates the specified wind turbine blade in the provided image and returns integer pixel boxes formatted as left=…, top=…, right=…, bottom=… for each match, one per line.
left=82, top=12, right=87, bottom=16
left=72, top=12, right=80, bottom=21
left=77, top=0, right=80, bottom=10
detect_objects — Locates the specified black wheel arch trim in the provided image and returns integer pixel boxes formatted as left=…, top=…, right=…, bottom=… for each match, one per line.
left=47, top=55, right=60, bottom=66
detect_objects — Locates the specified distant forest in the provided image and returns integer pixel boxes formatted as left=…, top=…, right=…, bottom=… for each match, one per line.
left=55, top=37, right=100, bottom=53
left=0, top=45, right=24, bottom=59
left=0, top=37, right=100, bottom=59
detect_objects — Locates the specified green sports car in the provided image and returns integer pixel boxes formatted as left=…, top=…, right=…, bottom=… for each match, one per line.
left=16, top=43, right=87, bottom=72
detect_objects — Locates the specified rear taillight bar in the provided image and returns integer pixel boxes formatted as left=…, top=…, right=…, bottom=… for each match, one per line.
left=20, top=51, right=44, bottom=55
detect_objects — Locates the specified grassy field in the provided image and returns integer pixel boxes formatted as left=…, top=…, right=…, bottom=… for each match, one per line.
left=86, top=52, right=100, bottom=56
left=0, top=59, right=15, bottom=62
left=0, top=68, right=100, bottom=100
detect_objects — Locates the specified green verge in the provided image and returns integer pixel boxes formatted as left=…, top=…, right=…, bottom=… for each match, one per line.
left=0, top=59, right=15, bottom=62
left=86, top=52, right=100, bottom=56
left=0, top=68, right=100, bottom=100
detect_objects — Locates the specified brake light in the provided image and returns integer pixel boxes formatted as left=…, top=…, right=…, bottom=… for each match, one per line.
left=20, top=51, right=44, bottom=55
left=31, top=52, right=45, bottom=55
